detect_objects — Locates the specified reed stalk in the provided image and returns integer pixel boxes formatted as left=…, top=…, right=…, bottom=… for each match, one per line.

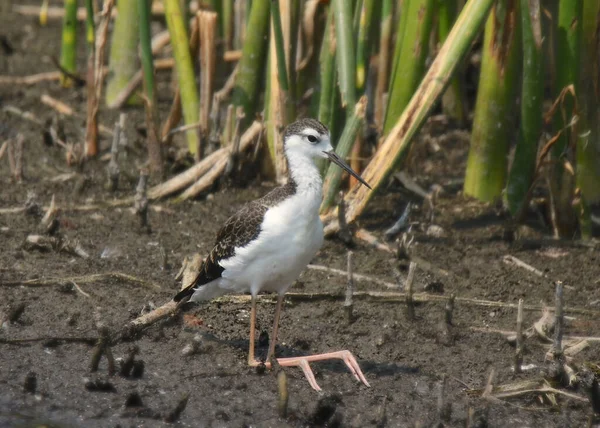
left=374, top=0, right=393, bottom=132
left=198, top=11, right=217, bottom=147
left=549, top=0, right=582, bottom=237
left=164, top=0, right=200, bottom=154
left=139, top=0, right=163, bottom=174
left=437, top=0, right=467, bottom=125
left=264, top=0, right=296, bottom=181
left=383, top=0, right=435, bottom=135
left=106, top=0, right=140, bottom=107
left=333, top=0, right=356, bottom=115
left=231, top=0, right=270, bottom=130
left=506, top=0, right=543, bottom=216
left=575, top=0, right=600, bottom=236
left=341, top=0, right=495, bottom=225
left=321, top=97, right=367, bottom=213
left=59, top=0, right=78, bottom=87
left=317, top=8, right=337, bottom=132
left=84, top=0, right=97, bottom=158
left=464, top=1, right=521, bottom=202
left=223, top=0, right=234, bottom=50
left=84, top=0, right=94, bottom=44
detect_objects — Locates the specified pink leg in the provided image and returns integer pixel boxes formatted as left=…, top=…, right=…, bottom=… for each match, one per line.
left=249, top=294, right=370, bottom=391
left=277, top=350, right=370, bottom=392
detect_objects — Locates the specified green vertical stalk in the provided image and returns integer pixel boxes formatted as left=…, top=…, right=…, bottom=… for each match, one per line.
left=164, top=0, right=200, bottom=154
left=223, top=0, right=234, bottom=50
left=355, top=0, right=376, bottom=92
left=374, top=0, right=393, bottom=132
left=139, top=0, right=163, bottom=174
left=106, top=0, right=141, bottom=107
left=575, top=0, right=600, bottom=238
left=59, top=0, right=78, bottom=87
left=463, top=1, right=521, bottom=202
left=321, top=97, right=367, bottom=213
left=506, top=0, right=543, bottom=216
left=317, top=8, right=336, bottom=131
left=85, top=0, right=94, bottom=44
left=333, top=0, right=356, bottom=115
left=437, top=0, right=467, bottom=125
left=549, top=0, right=582, bottom=237
left=231, top=0, right=270, bottom=130
left=383, top=0, right=435, bottom=135
left=343, top=0, right=496, bottom=223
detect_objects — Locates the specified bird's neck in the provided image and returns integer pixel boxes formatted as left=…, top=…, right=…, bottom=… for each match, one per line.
left=285, top=151, right=323, bottom=197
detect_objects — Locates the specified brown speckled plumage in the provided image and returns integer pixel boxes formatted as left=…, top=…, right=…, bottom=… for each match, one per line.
left=174, top=118, right=328, bottom=303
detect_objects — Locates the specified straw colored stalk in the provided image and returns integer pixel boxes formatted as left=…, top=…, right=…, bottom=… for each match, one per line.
left=198, top=11, right=217, bottom=147
left=383, top=0, right=435, bottom=136
left=321, top=97, right=367, bottom=214
left=506, top=0, right=543, bottom=216
left=327, top=0, right=495, bottom=228
left=105, top=0, right=141, bottom=107
left=59, top=0, right=78, bottom=87
left=374, top=0, right=393, bottom=133
left=549, top=0, right=582, bottom=238
left=84, top=0, right=97, bottom=161
left=437, top=0, right=467, bottom=125
left=464, top=1, right=521, bottom=202
left=86, top=0, right=114, bottom=158
left=138, top=0, right=163, bottom=174
left=575, top=0, right=600, bottom=238
left=164, top=0, right=200, bottom=155
left=264, top=0, right=296, bottom=182
left=231, top=0, right=270, bottom=131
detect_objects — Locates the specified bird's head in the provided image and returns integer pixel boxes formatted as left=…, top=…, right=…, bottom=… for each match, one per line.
left=283, top=118, right=371, bottom=189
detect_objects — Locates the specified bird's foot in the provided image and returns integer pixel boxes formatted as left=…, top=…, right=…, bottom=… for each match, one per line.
left=276, top=350, right=370, bottom=392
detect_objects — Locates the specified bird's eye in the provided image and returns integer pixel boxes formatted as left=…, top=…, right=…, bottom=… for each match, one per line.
left=307, top=135, right=318, bottom=143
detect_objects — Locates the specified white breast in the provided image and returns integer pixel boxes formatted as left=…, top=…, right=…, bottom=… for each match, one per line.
left=219, top=190, right=324, bottom=296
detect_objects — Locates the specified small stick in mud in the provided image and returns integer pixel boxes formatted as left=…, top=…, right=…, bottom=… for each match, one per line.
left=552, top=281, right=564, bottom=358
left=502, top=254, right=545, bottom=277
left=163, top=394, right=190, bottom=423
left=437, top=374, right=451, bottom=423
left=13, top=134, right=24, bottom=182
left=224, top=107, right=244, bottom=176
left=337, top=192, right=353, bottom=246
left=90, top=326, right=116, bottom=376
left=344, top=251, right=355, bottom=324
left=0, top=140, right=8, bottom=161
left=515, top=298, right=524, bottom=373
left=277, top=370, right=289, bottom=418
left=134, top=169, right=150, bottom=230
left=445, top=294, right=455, bottom=326
left=106, top=118, right=122, bottom=191
left=7, top=139, right=16, bottom=179
left=482, top=367, right=496, bottom=399
left=405, top=261, right=417, bottom=320
left=40, top=194, right=60, bottom=235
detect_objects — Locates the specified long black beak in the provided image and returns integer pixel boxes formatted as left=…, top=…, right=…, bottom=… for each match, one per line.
left=324, top=151, right=372, bottom=189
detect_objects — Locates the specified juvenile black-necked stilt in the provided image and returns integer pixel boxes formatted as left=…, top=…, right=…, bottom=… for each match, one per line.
left=174, top=118, right=371, bottom=391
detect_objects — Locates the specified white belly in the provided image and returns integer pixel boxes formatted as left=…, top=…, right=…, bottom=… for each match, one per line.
left=219, top=192, right=324, bottom=296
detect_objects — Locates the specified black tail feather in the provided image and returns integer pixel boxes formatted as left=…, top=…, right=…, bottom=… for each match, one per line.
left=173, top=286, right=195, bottom=303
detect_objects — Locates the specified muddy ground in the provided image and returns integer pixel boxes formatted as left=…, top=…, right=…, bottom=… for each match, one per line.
left=2, top=5, right=600, bottom=428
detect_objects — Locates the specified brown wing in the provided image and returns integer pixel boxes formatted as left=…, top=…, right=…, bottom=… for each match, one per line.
left=173, top=201, right=268, bottom=302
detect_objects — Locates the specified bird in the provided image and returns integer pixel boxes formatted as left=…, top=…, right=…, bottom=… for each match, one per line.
left=174, top=118, right=371, bottom=391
